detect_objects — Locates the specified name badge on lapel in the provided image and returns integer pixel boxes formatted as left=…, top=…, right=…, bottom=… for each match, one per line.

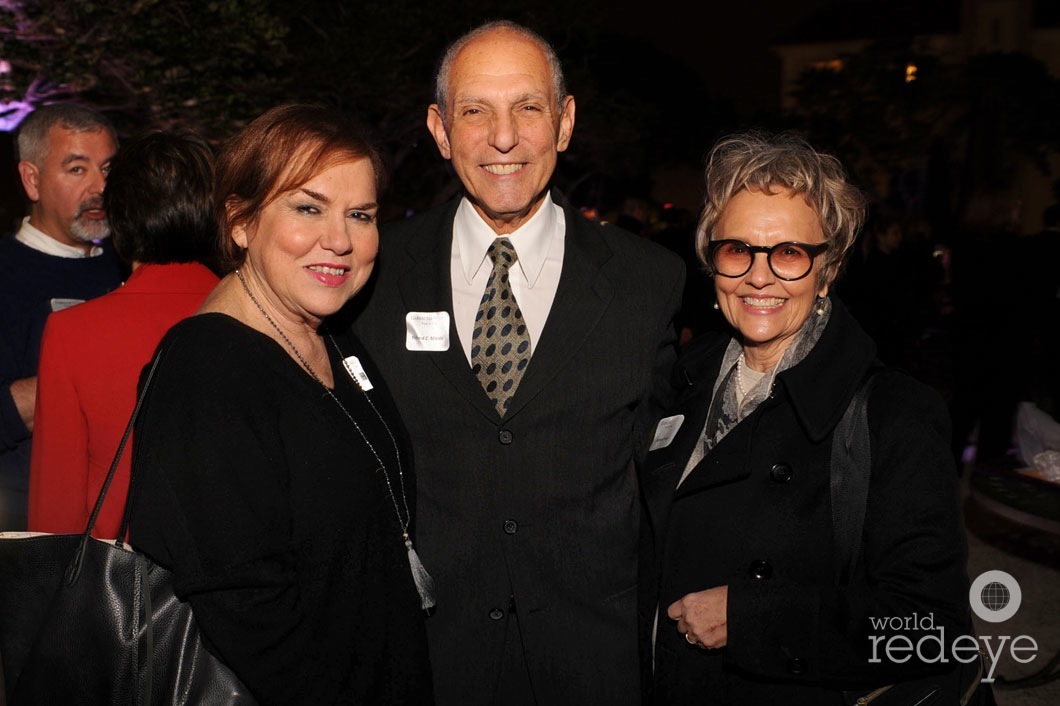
left=405, top=311, right=450, bottom=351
left=342, top=356, right=374, bottom=391
left=649, top=414, right=685, bottom=451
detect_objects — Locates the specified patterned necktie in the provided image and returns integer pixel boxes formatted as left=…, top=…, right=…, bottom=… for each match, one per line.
left=472, top=237, right=531, bottom=416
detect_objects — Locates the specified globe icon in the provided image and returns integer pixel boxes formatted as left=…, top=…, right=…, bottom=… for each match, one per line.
left=970, top=571, right=1020, bottom=622
left=981, top=581, right=1011, bottom=612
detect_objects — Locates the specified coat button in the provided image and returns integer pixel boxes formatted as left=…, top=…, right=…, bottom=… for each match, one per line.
left=748, top=559, right=773, bottom=580
left=787, top=656, right=806, bottom=675
left=770, top=463, right=793, bottom=483
left=498, top=429, right=514, bottom=445
left=503, top=519, right=518, bottom=534
left=489, top=608, right=504, bottom=620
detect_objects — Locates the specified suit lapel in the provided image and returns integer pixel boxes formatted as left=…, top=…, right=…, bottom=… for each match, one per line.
left=640, top=376, right=714, bottom=532
left=393, top=193, right=618, bottom=423
left=502, top=197, right=613, bottom=420
left=642, top=336, right=727, bottom=485
left=395, top=201, right=500, bottom=422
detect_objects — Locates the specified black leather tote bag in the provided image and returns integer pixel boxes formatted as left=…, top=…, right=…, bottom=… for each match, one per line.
left=0, top=349, right=256, bottom=705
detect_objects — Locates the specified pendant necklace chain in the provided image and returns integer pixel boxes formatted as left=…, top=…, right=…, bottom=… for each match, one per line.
left=235, top=268, right=435, bottom=609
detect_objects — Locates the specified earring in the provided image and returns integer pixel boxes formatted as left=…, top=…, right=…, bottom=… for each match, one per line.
left=713, top=302, right=720, bottom=311
left=814, top=297, right=826, bottom=316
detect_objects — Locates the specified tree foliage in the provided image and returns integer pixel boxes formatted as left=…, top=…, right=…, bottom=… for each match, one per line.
left=0, top=0, right=290, bottom=137
left=0, top=0, right=728, bottom=218
left=788, top=37, right=1060, bottom=231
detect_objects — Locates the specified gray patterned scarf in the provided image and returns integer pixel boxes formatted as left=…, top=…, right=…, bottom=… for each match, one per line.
left=679, top=296, right=832, bottom=485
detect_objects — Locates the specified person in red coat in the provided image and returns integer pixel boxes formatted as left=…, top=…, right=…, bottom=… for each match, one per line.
left=28, top=129, right=219, bottom=537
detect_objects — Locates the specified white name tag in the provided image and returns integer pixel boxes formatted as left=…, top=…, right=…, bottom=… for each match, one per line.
left=649, top=414, right=685, bottom=451
left=342, top=356, right=374, bottom=391
left=50, top=298, right=84, bottom=312
left=405, top=311, right=450, bottom=351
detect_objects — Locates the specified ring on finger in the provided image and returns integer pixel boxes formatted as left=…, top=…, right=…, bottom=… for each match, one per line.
left=685, top=632, right=697, bottom=645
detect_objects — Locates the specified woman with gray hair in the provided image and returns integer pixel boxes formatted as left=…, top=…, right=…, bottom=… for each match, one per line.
left=640, top=132, right=980, bottom=704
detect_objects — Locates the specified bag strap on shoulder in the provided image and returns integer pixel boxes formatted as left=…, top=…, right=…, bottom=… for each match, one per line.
left=65, top=345, right=167, bottom=584
left=830, top=366, right=883, bottom=586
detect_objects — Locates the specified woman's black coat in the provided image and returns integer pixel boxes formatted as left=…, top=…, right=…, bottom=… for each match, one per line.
left=640, top=300, right=973, bottom=704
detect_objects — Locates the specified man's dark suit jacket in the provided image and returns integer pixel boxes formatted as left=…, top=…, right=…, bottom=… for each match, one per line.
left=347, top=190, right=685, bottom=706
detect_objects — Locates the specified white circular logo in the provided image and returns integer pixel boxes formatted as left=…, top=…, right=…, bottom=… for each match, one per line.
left=969, top=570, right=1021, bottom=623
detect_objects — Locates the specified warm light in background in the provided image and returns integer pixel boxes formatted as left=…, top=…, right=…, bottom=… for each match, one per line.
left=812, top=58, right=845, bottom=72
left=906, top=63, right=918, bottom=83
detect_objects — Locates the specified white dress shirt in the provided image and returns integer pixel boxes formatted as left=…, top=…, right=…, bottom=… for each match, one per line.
left=451, top=196, right=566, bottom=364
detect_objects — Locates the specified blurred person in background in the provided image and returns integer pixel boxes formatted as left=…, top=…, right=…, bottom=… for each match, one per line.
left=29, top=129, right=220, bottom=537
left=0, top=103, right=123, bottom=529
left=1025, top=203, right=1060, bottom=416
left=948, top=184, right=1024, bottom=467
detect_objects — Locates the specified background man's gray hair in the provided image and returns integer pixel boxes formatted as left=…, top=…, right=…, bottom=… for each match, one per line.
left=434, top=20, right=567, bottom=122
left=16, top=103, right=118, bottom=166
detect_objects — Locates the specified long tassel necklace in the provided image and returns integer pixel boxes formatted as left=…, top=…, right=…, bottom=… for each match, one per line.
left=235, top=269, right=436, bottom=610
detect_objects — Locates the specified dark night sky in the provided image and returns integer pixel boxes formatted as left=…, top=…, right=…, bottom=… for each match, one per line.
left=603, top=0, right=839, bottom=111
left=577, top=0, right=843, bottom=209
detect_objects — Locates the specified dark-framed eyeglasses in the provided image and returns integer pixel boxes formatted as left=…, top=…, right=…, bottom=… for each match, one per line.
left=706, top=239, right=830, bottom=281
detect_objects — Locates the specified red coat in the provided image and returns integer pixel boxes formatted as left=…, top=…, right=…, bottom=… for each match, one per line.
left=29, top=262, right=218, bottom=537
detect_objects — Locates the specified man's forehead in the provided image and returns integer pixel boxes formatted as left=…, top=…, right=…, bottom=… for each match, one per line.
left=46, top=126, right=116, bottom=161
left=454, top=32, right=551, bottom=79
left=452, top=88, right=551, bottom=105
left=59, top=151, right=93, bottom=166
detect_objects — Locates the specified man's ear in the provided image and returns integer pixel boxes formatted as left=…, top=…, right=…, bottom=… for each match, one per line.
left=17, top=161, right=41, bottom=202
left=427, top=105, right=452, bottom=160
left=556, top=96, right=576, bottom=153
